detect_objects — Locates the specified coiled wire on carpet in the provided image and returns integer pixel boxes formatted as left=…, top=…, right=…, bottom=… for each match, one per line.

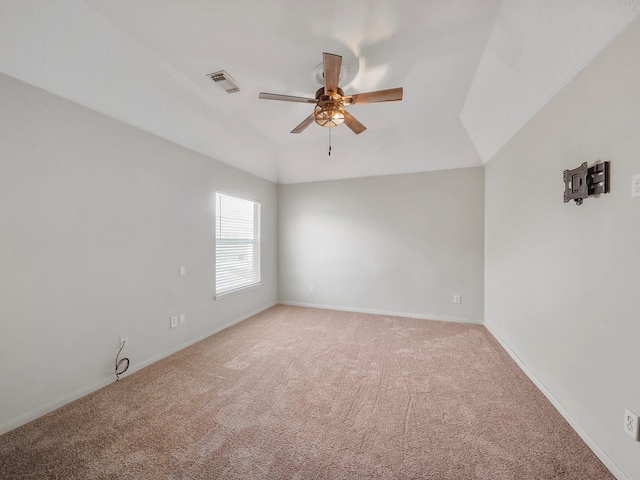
left=115, top=341, right=130, bottom=381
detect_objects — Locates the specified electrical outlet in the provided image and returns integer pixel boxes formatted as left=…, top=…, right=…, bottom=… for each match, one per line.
left=310, top=284, right=315, bottom=293
left=170, top=316, right=178, bottom=328
left=624, top=408, right=639, bottom=440
left=453, top=295, right=461, bottom=304
left=632, top=175, right=640, bottom=198
left=179, top=313, right=186, bottom=324
left=179, top=265, right=186, bottom=276
left=120, top=336, right=129, bottom=348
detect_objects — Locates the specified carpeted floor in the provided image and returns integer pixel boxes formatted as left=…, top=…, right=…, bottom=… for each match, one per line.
left=0, top=305, right=612, bottom=479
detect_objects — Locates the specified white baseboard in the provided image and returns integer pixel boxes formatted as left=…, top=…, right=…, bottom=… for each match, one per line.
left=279, top=301, right=479, bottom=324
left=483, top=321, right=628, bottom=480
left=0, top=302, right=277, bottom=436
left=0, top=376, right=115, bottom=436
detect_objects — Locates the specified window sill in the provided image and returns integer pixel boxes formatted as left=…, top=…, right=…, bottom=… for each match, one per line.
left=214, top=282, right=263, bottom=301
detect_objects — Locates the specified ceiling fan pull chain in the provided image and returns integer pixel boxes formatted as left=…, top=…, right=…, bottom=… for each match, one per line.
left=328, top=128, right=332, bottom=156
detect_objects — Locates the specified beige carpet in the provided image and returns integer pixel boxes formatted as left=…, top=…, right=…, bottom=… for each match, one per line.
left=0, top=305, right=612, bottom=479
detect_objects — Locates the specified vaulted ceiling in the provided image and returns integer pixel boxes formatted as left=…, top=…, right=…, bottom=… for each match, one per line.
left=1, top=1, right=638, bottom=184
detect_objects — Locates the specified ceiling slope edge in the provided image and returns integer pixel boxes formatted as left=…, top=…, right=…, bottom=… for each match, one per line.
left=0, top=0, right=279, bottom=182
left=459, top=0, right=640, bottom=165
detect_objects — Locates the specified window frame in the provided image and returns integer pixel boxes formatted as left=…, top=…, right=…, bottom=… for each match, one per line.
left=214, top=191, right=262, bottom=300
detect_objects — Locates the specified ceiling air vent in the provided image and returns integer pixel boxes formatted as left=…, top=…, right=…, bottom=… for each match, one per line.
left=208, top=70, right=240, bottom=93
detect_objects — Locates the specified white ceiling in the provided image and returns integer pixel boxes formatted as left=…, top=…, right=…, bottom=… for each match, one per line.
left=1, top=0, right=638, bottom=184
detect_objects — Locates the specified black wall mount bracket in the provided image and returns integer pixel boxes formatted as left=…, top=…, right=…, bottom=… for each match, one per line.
left=563, top=161, right=610, bottom=205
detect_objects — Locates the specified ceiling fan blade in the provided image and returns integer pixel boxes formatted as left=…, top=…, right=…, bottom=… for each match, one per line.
left=323, top=52, right=342, bottom=95
left=259, top=92, right=316, bottom=103
left=291, top=113, right=316, bottom=134
left=344, top=110, right=366, bottom=135
left=344, top=87, right=403, bottom=105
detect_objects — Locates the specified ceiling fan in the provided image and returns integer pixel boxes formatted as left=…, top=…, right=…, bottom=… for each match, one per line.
left=259, top=52, right=403, bottom=135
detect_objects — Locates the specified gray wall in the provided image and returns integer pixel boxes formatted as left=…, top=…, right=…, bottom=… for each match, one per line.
left=0, top=73, right=278, bottom=433
left=278, top=169, right=485, bottom=323
left=484, top=19, right=640, bottom=480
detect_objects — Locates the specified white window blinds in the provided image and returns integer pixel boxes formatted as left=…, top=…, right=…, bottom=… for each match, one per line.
left=215, top=192, right=261, bottom=297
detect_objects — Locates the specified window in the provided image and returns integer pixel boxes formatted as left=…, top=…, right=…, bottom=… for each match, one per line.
left=215, top=192, right=261, bottom=298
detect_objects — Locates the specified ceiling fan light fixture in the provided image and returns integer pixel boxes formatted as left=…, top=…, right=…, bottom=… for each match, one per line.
left=314, top=101, right=345, bottom=127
